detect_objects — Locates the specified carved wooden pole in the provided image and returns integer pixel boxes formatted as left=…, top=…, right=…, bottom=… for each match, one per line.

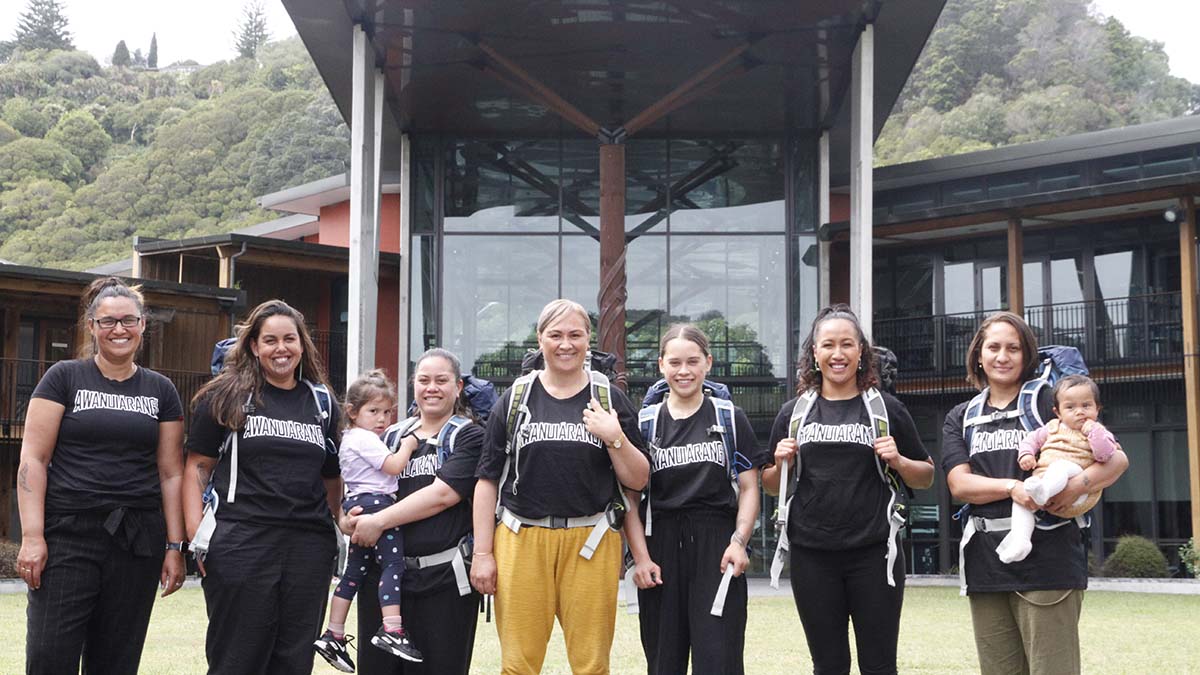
left=598, top=142, right=628, bottom=389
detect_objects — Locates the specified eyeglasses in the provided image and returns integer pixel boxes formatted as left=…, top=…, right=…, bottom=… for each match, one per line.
left=91, top=315, right=142, bottom=329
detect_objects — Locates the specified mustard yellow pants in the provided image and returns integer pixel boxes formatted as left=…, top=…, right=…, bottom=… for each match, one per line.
left=494, top=523, right=621, bottom=675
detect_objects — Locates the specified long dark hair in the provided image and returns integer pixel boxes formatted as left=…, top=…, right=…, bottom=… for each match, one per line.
left=77, top=276, right=145, bottom=358
left=796, top=304, right=878, bottom=394
left=192, top=300, right=332, bottom=430
left=412, top=348, right=473, bottom=420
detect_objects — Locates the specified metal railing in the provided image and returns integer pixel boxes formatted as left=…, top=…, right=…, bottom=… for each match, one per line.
left=0, top=358, right=213, bottom=435
left=873, top=292, right=1183, bottom=394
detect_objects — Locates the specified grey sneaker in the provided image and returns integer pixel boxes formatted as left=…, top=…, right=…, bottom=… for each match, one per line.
left=370, top=625, right=423, bottom=662
left=313, top=630, right=355, bottom=673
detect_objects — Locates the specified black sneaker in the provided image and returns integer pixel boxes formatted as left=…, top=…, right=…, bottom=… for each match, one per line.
left=313, top=629, right=356, bottom=673
left=370, top=625, right=423, bottom=662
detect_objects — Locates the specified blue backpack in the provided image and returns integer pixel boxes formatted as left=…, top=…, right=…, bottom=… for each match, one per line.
left=210, top=337, right=238, bottom=376
left=640, top=378, right=731, bottom=407
left=962, top=345, right=1089, bottom=447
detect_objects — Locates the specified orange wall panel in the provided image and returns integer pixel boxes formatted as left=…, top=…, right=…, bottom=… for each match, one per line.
left=316, top=195, right=402, bottom=254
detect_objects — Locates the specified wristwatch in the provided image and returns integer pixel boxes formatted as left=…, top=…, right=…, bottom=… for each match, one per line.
left=1004, top=480, right=1018, bottom=496
left=610, top=436, right=623, bottom=449
left=166, top=541, right=187, bottom=553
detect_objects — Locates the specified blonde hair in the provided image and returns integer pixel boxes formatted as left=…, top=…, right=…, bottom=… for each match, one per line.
left=536, top=299, right=591, bottom=335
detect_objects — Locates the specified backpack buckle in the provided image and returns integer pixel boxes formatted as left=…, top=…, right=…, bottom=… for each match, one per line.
left=989, top=410, right=1008, bottom=422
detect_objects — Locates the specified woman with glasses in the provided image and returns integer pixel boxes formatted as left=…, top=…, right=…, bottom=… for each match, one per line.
left=17, top=276, right=187, bottom=675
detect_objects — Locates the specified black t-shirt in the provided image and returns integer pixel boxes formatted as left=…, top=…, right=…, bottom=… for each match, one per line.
left=767, top=391, right=928, bottom=550
left=643, top=398, right=767, bottom=517
left=396, top=422, right=484, bottom=596
left=187, top=382, right=341, bottom=534
left=942, top=387, right=1087, bottom=593
left=476, top=377, right=646, bottom=519
left=33, top=358, right=183, bottom=514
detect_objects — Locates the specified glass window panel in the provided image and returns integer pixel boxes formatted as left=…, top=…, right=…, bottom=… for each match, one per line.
left=943, top=178, right=986, bottom=205
left=1102, top=429, right=1154, bottom=539
left=1023, top=261, right=1044, bottom=307
left=624, top=139, right=669, bottom=234
left=1097, top=154, right=1141, bottom=183
left=894, top=255, right=933, bottom=317
left=1050, top=257, right=1085, bottom=304
left=408, top=235, right=437, bottom=363
left=987, top=173, right=1034, bottom=200
left=1154, top=430, right=1191, bottom=539
left=943, top=262, right=974, bottom=315
left=790, top=135, right=817, bottom=232
left=561, top=236, right=599, bottom=319
left=441, top=235, right=559, bottom=381
left=886, top=186, right=937, bottom=214
left=669, top=235, right=787, bottom=379
left=1142, top=147, right=1194, bottom=178
left=980, top=265, right=1005, bottom=311
left=444, top=139, right=560, bottom=233
left=561, top=139, right=601, bottom=236
left=795, top=234, right=819, bottom=340
left=873, top=258, right=894, bottom=318
left=1095, top=250, right=1137, bottom=301
left=412, top=139, right=438, bottom=234
left=1037, top=164, right=1083, bottom=192
left=625, top=236, right=669, bottom=383
left=668, top=140, right=785, bottom=232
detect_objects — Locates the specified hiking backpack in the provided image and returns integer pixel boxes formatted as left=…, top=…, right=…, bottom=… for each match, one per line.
left=962, top=345, right=1089, bottom=447
left=382, top=414, right=473, bottom=467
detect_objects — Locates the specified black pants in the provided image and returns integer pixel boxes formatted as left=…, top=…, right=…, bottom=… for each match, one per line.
left=637, top=511, right=747, bottom=675
left=357, top=566, right=482, bottom=675
left=201, top=521, right=337, bottom=675
left=789, top=541, right=905, bottom=675
left=26, top=510, right=165, bottom=675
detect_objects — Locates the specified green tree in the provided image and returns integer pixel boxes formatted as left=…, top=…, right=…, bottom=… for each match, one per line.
left=132, top=48, right=146, bottom=68
left=0, top=119, right=19, bottom=145
left=0, top=137, right=82, bottom=188
left=45, top=109, right=111, bottom=169
left=0, top=178, right=73, bottom=237
left=148, top=33, right=158, bottom=69
left=2, top=97, right=50, bottom=137
left=13, top=0, right=73, bottom=52
left=233, top=1, right=270, bottom=60
left=112, top=40, right=130, bottom=67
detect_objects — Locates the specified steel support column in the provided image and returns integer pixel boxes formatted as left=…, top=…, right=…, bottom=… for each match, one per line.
left=1179, top=196, right=1200, bottom=547
left=598, top=143, right=627, bottom=388
left=818, top=130, right=831, bottom=308
left=849, top=23, right=874, bottom=335
left=348, top=24, right=381, bottom=382
left=396, top=133, right=412, bottom=411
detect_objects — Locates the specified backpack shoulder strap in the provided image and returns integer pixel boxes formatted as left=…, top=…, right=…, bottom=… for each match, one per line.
left=962, top=388, right=990, bottom=450
left=303, top=379, right=337, bottom=456
left=861, top=387, right=890, bottom=440
left=590, top=370, right=612, bottom=413
left=504, top=372, right=538, bottom=456
left=638, top=403, right=662, bottom=448
left=709, top=397, right=746, bottom=481
left=433, top=415, right=472, bottom=467
left=1018, top=378, right=1048, bottom=431
left=789, top=390, right=819, bottom=439
left=382, top=416, right=421, bottom=451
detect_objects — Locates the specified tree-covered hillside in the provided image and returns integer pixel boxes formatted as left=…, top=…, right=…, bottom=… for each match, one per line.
left=0, top=36, right=348, bottom=269
left=876, top=0, right=1199, bottom=164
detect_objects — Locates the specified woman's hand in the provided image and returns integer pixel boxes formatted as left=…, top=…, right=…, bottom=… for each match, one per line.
left=631, top=556, right=663, bottom=590
left=470, top=552, right=497, bottom=595
left=350, top=512, right=385, bottom=547
left=160, top=550, right=186, bottom=597
left=582, top=397, right=622, bottom=446
left=1010, top=481, right=1039, bottom=512
left=339, top=505, right=363, bottom=536
left=720, top=542, right=750, bottom=577
left=873, top=435, right=900, bottom=468
left=17, top=535, right=47, bottom=590
left=774, top=438, right=797, bottom=467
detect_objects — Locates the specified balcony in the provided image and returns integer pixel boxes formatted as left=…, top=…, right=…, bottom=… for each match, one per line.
left=873, top=292, right=1184, bottom=395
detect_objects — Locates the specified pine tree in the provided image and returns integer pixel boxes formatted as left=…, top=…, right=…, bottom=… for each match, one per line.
left=233, top=0, right=270, bottom=60
left=112, top=40, right=130, bottom=67
left=132, top=48, right=145, bottom=68
left=147, top=33, right=158, bottom=69
left=13, top=0, right=73, bottom=51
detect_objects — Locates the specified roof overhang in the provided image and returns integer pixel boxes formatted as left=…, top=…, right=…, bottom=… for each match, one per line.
left=257, top=172, right=404, bottom=215
left=283, top=0, right=944, bottom=176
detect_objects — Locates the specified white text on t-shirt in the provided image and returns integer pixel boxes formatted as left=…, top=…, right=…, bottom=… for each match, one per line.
left=72, top=389, right=159, bottom=418
left=652, top=439, right=726, bottom=472
left=798, top=422, right=873, bottom=447
left=243, top=415, right=325, bottom=448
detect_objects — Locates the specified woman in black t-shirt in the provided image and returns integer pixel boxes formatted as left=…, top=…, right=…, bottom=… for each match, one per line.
left=340, top=347, right=485, bottom=675
left=183, top=300, right=342, bottom=675
left=17, top=276, right=186, bottom=675
left=942, top=312, right=1128, bottom=675
left=761, top=304, right=933, bottom=675
left=470, top=298, right=649, bottom=675
left=623, top=323, right=768, bottom=675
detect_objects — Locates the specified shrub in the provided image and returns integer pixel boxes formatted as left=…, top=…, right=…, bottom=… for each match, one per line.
left=1102, top=535, right=1169, bottom=578
left=0, top=539, right=19, bottom=578
left=1180, top=539, right=1199, bottom=578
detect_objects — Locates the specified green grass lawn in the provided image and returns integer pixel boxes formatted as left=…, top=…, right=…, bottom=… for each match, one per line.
left=1, top=586, right=1197, bottom=673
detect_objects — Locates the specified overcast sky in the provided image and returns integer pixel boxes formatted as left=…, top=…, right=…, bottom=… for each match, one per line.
left=0, top=1, right=1197, bottom=83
